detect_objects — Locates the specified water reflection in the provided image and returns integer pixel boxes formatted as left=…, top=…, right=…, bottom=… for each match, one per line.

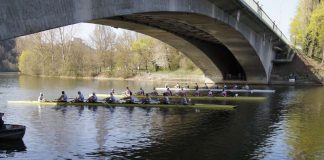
left=2, top=74, right=324, bottom=159
left=0, top=140, right=26, bottom=158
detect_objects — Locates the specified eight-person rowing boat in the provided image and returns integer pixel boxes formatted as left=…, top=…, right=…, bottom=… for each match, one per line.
left=7, top=101, right=236, bottom=110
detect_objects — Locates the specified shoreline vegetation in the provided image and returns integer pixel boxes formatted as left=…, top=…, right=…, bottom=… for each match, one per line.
left=17, top=25, right=201, bottom=81
left=16, top=69, right=210, bottom=83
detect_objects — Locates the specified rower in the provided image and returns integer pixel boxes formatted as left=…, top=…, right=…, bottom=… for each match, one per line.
left=107, top=92, right=118, bottom=103
left=185, top=83, right=190, bottom=89
left=129, top=92, right=136, bottom=104
left=207, top=90, right=213, bottom=97
left=0, top=113, right=4, bottom=130
left=180, top=94, right=188, bottom=105
left=194, top=83, right=199, bottom=90
left=233, top=84, right=238, bottom=89
left=142, top=94, right=152, bottom=104
left=193, top=88, right=200, bottom=96
left=178, top=87, right=187, bottom=97
left=222, top=89, right=227, bottom=97
left=223, top=83, right=227, bottom=89
left=124, top=87, right=132, bottom=97
left=38, top=92, right=45, bottom=102
left=137, top=87, right=145, bottom=96
left=74, top=91, right=84, bottom=102
left=161, top=93, right=170, bottom=104
left=165, top=87, right=172, bottom=96
left=244, top=84, right=250, bottom=90
left=88, top=92, right=98, bottom=103
left=204, top=83, right=209, bottom=89
left=110, top=88, right=115, bottom=94
left=151, top=87, right=159, bottom=96
left=175, top=82, right=180, bottom=89
left=57, top=91, right=68, bottom=102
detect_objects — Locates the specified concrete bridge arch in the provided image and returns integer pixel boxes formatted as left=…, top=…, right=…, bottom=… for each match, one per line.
left=0, top=0, right=275, bottom=83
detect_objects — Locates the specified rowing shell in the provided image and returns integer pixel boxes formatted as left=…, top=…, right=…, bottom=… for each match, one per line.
left=93, top=94, right=266, bottom=101
left=155, top=88, right=275, bottom=93
left=7, top=101, right=236, bottom=110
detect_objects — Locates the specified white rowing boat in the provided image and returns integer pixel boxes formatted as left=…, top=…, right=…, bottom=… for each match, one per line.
left=155, top=88, right=275, bottom=93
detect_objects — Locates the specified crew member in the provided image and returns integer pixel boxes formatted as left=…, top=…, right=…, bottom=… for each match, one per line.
left=194, top=88, right=200, bottom=96
left=175, top=82, right=180, bottom=89
left=124, top=87, right=132, bottom=97
left=204, top=83, right=209, bottom=89
left=38, top=93, right=45, bottom=102
left=207, top=90, right=213, bottom=97
left=142, top=94, right=152, bottom=104
left=88, top=92, right=98, bottom=103
left=0, top=113, right=4, bottom=129
left=161, top=93, right=170, bottom=104
left=150, top=87, right=159, bottom=96
left=137, top=87, right=145, bottom=96
left=58, top=91, right=68, bottom=102
left=74, top=91, right=84, bottom=102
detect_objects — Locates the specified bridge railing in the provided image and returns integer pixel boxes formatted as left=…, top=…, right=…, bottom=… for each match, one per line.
left=239, top=0, right=291, bottom=46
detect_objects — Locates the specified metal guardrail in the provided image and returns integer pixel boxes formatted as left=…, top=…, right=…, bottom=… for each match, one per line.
left=239, top=0, right=291, bottom=45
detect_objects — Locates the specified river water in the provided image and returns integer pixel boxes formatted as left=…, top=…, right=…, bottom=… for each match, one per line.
left=0, top=73, right=324, bottom=159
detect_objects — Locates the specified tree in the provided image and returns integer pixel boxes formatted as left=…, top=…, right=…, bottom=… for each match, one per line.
left=307, top=2, right=324, bottom=64
left=131, top=36, right=154, bottom=71
left=91, top=25, right=117, bottom=72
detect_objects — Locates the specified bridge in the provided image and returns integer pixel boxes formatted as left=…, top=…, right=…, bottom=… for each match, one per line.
left=0, top=0, right=313, bottom=84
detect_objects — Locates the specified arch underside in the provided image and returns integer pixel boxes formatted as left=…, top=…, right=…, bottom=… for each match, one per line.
left=1, top=0, right=269, bottom=83
left=92, top=15, right=247, bottom=82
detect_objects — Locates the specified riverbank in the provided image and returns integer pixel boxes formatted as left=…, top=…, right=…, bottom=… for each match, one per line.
left=16, top=69, right=213, bottom=83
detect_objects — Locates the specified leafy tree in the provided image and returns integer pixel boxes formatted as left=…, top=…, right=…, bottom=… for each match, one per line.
left=307, top=2, right=324, bottom=64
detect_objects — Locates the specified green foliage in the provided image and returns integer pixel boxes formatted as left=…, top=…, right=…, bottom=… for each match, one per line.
left=17, top=26, right=200, bottom=78
left=291, top=0, right=324, bottom=63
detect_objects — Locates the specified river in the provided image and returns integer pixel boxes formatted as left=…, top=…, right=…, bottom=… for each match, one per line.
left=0, top=73, right=324, bottom=159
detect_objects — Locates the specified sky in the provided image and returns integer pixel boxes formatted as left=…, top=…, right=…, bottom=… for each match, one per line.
left=74, top=0, right=299, bottom=43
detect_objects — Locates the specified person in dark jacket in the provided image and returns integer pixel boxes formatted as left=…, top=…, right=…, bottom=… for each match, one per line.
left=0, top=113, right=4, bottom=129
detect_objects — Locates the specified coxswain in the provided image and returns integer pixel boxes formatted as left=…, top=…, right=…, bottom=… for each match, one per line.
left=0, top=113, right=4, bottom=129
left=151, top=87, right=159, bottom=96
left=88, top=92, right=98, bottom=103
left=142, top=93, right=152, bottom=104
left=161, top=93, right=170, bottom=104
left=38, top=92, right=45, bottom=102
left=74, top=91, right=84, bottom=102
left=193, top=88, right=200, bottom=96
left=137, top=87, right=145, bottom=96
left=207, top=90, right=213, bottom=97
left=57, top=91, right=68, bottom=102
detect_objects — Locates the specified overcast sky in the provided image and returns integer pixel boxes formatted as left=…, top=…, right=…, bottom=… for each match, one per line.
left=74, top=0, right=299, bottom=42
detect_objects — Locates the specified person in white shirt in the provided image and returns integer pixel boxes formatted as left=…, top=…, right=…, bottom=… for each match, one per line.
left=38, top=93, right=45, bottom=102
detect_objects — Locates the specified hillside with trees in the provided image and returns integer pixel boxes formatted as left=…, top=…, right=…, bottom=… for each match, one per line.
left=290, top=0, right=323, bottom=63
left=17, top=25, right=200, bottom=78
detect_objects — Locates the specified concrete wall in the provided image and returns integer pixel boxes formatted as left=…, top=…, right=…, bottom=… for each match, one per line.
left=0, top=0, right=277, bottom=83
